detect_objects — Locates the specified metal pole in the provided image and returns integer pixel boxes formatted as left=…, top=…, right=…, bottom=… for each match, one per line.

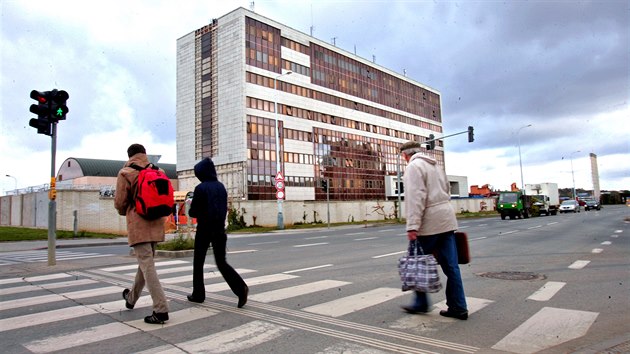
left=5, top=174, right=17, bottom=193
left=48, top=123, right=57, bottom=266
left=274, top=71, right=292, bottom=230
left=326, top=178, right=330, bottom=228
left=517, top=124, right=532, bottom=193
left=396, top=157, right=401, bottom=222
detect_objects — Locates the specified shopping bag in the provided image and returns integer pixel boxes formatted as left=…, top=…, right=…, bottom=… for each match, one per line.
left=398, top=240, right=442, bottom=293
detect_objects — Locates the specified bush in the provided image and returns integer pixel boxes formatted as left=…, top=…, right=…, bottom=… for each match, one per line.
left=157, top=233, right=194, bottom=251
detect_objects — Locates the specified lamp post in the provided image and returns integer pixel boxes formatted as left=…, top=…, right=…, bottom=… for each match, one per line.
left=570, top=150, right=580, bottom=200
left=5, top=174, right=17, bottom=193
left=274, top=71, right=292, bottom=230
left=516, top=124, right=532, bottom=193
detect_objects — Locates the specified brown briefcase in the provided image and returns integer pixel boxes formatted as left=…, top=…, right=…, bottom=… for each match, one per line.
left=455, top=231, right=471, bottom=264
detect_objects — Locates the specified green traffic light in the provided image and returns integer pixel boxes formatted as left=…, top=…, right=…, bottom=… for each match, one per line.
left=56, top=108, right=63, bottom=116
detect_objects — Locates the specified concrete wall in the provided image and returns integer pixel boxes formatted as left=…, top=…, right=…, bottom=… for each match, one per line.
left=0, top=190, right=495, bottom=233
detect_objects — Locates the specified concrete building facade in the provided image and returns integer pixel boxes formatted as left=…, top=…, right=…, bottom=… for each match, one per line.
left=176, top=7, right=446, bottom=207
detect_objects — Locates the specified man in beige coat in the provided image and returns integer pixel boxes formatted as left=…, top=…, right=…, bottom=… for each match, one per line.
left=400, top=140, right=468, bottom=320
left=114, top=143, right=169, bottom=324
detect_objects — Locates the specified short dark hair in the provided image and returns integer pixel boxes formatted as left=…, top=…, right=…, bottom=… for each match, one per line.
left=127, top=143, right=146, bottom=157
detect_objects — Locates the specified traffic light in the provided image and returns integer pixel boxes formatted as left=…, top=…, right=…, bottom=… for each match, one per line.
left=49, top=90, right=69, bottom=122
left=427, top=134, right=435, bottom=150
left=468, top=126, right=474, bottom=142
left=321, top=179, right=328, bottom=192
left=29, top=90, right=52, bottom=136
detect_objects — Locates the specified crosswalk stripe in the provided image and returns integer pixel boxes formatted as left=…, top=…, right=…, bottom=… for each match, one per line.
left=0, top=286, right=122, bottom=310
left=527, top=281, right=566, bottom=301
left=161, top=268, right=256, bottom=284
left=303, top=287, right=405, bottom=317
left=0, top=278, right=97, bottom=296
left=153, top=320, right=292, bottom=353
left=124, top=264, right=214, bottom=276
left=250, top=280, right=351, bottom=303
left=99, top=260, right=188, bottom=272
left=22, top=307, right=220, bottom=353
left=0, top=295, right=155, bottom=332
left=205, top=273, right=298, bottom=292
left=568, top=260, right=590, bottom=269
left=0, top=273, right=72, bottom=285
left=492, top=307, right=598, bottom=353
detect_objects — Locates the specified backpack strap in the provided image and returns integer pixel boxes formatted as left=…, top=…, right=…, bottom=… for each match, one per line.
left=130, top=163, right=156, bottom=171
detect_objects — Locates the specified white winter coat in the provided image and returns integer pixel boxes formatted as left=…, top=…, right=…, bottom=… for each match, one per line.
left=403, top=153, right=458, bottom=236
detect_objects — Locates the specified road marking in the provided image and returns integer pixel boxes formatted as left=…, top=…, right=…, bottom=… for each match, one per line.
left=161, top=268, right=257, bottom=284
left=346, top=232, right=366, bottom=236
left=0, top=278, right=97, bottom=296
left=592, top=248, right=603, bottom=254
left=527, top=281, right=566, bottom=301
left=372, top=251, right=406, bottom=259
left=250, top=280, right=351, bottom=303
left=293, top=242, right=329, bottom=247
left=306, top=235, right=329, bottom=240
left=501, top=230, right=519, bottom=235
left=228, top=249, right=257, bottom=254
left=601, top=241, right=611, bottom=245
left=0, top=273, right=72, bottom=285
left=248, top=240, right=279, bottom=245
left=527, top=225, right=542, bottom=229
left=492, top=307, right=598, bottom=353
left=146, top=320, right=292, bottom=354
left=283, top=264, right=333, bottom=274
left=0, top=286, right=123, bottom=310
left=303, top=287, right=404, bottom=317
left=611, top=234, right=619, bottom=238
left=470, top=236, right=487, bottom=241
left=100, top=260, right=188, bottom=272
left=568, top=260, right=590, bottom=269
left=124, top=264, right=213, bottom=276
left=205, top=273, right=298, bottom=292
left=0, top=296, right=153, bottom=332
left=546, top=222, right=559, bottom=225
left=354, top=237, right=378, bottom=241
left=22, top=308, right=219, bottom=353
left=614, top=230, right=623, bottom=233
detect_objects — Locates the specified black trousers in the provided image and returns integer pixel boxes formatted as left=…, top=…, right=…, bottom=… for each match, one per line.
left=191, top=230, right=247, bottom=300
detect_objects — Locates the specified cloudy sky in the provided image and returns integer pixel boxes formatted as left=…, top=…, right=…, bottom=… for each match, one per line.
left=1, top=0, right=628, bottom=195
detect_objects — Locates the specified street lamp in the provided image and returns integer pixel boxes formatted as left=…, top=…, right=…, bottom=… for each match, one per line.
left=5, top=174, right=17, bottom=193
left=570, top=150, right=580, bottom=200
left=516, top=124, right=532, bottom=192
left=274, top=71, right=292, bottom=230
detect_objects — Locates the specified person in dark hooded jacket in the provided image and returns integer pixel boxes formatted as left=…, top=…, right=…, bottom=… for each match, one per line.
left=187, top=157, right=249, bottom=307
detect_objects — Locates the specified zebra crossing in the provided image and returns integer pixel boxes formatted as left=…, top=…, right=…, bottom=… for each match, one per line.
left=0, top=249, right=114, bottom=266
left=0, top=259, right=598, bottom=353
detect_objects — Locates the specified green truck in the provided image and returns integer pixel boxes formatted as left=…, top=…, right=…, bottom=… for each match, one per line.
left=497, top=191, right=549, bottom=220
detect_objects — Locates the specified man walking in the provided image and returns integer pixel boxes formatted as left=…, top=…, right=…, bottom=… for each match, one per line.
left=186, top=157, right=249, bottom=308
left=400, top=141, right=468, bottom=320
left=114, top=143, right=169, bottom=324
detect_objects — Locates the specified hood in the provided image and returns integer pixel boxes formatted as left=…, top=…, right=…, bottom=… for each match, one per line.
left=410, top=152, right=437, bottom=165
left=194, top=157, right=218, bottom=182
left=126, top=153, right=150, bottom=168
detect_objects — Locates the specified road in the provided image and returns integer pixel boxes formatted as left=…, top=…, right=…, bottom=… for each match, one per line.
left=1, top=205, right=628, bottom=353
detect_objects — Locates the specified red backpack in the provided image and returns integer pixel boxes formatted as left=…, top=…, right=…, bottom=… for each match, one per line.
left=130, top=163, right=174, bottom=220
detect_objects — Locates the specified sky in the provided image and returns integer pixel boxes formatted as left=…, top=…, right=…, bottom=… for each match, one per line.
left=1, top=0, right=628, bottom=195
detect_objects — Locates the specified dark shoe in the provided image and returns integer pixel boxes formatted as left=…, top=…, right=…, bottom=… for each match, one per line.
left=122, top=289, right=134, bottom=309
left=401, top=305, right=429, bottom=314
left=440, top=309, right=468, bottom=320
left=144, top=311, right=169, bottom=324
left=237, top=285, right=249, bottom=308
left=187, top=295, right=204, bottom=303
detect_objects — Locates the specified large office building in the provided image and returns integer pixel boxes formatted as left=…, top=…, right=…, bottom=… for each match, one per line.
left=176, top=7, right=445, bottom=203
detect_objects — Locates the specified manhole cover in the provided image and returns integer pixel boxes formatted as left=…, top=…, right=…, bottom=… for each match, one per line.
left=477, top=271, right=546, bottom=281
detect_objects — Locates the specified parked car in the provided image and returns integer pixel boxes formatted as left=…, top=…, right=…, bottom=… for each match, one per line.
left=583, top=199, right=601, bottom=211
left=559, top=200, right=581, bottom=213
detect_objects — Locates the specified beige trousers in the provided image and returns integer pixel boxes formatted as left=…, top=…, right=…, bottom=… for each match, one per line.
left=127, top=242, right=169, bottom=313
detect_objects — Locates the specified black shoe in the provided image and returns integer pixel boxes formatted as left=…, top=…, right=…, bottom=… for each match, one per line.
left=144, top=311, right=169, bottom=324
left=238, top=285, right=249, bottom=308
left=439, top=309, right=468, bottom=320
left=187, top=295, right=204, bottom=303
left=122, top=289, right=134, bottom=309
left=401, top=305, right=429, bottom=314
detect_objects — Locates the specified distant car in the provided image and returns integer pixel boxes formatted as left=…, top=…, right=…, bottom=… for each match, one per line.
left=559, top=200, right=581, bottom=213
left=583, top=199, right=601, bottom=211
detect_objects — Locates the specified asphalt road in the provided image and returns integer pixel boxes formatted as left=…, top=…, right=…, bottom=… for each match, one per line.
left=1, top=205, right=628, bottom=353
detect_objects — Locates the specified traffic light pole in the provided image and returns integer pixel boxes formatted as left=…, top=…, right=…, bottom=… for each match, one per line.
left=424, top=126, right=474, bottom=146
left=48, top=122, right=57, bottom=266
